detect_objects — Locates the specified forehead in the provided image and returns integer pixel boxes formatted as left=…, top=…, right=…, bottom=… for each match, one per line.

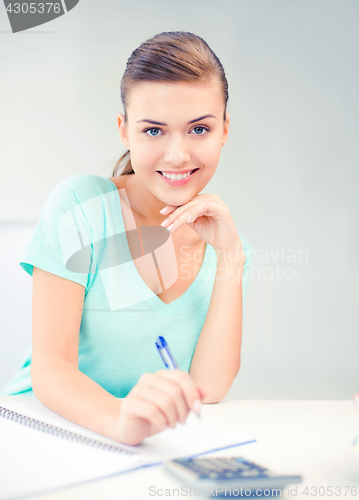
left=126, top=80, right=223, bottom=121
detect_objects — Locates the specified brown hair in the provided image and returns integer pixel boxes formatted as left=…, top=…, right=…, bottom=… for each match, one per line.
left=112, top=31, right=229, bottom=177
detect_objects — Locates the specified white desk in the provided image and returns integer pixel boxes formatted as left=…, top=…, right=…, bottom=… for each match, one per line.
left=1, top=398, right=358, bottom=500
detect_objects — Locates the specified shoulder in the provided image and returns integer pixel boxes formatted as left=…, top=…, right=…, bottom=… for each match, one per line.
left=44, top=175, right=117, bottom=211
left=52, top=174, right=117, bottom=200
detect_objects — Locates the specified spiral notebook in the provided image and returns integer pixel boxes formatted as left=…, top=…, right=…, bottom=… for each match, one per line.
left=0, top=396, right=255, bottom=500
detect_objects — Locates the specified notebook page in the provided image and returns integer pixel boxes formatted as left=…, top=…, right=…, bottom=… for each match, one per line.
left=0, top=396, right=255, bottom=499
left=133, top=416, right=255, bottom=464
left=0, top=397, right=138, bottom=453
left=0, top=414, right=143, bottom=500
left=0, top=397, right=143, bottom=500
left=1, top=396, right=255, bottom=461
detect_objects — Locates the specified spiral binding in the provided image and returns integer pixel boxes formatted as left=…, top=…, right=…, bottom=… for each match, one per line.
left=0, top=406, right=138, bottom=458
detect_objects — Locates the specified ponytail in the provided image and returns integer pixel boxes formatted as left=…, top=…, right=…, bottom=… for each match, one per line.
left=112, top=150, right=134, bottom=177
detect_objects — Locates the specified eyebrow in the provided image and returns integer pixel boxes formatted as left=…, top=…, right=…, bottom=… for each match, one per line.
left=136, top=114, right=217, bottom=126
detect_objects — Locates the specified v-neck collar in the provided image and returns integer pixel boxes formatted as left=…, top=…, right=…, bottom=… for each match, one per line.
left=105, top=177, right=211, bottom=314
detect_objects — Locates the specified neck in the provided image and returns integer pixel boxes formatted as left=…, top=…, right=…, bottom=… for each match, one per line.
left=124, top=174, right=167, bottom=224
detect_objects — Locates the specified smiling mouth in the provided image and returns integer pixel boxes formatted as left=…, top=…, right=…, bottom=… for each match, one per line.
left=158, top=168, right=199, bottom=179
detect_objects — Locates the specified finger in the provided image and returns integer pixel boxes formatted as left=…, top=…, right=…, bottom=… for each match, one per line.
left=157, top=370, right=202, bottom=416
left=160, top=196, right=206, bottom=228
left=159, top=205, right=177, bottom=216
left=164, top=201, right=211, bottom=233
left=159, top=194, right=208, bottom=217
left=171, top=194, right=222, bottom=219
left=144, top=372, right=190, bottom=425
left=164, top=199, right=225, bottom=233
left=131, top=383, right=178, bottom=429
left=120, top=398, right=168, bottom=442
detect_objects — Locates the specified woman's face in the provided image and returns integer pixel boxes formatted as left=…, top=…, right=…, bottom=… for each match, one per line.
left=117, top=80, right=230, bottom=207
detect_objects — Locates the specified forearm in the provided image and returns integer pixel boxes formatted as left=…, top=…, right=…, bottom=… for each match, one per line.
left=31, top=356, right=121, bottom=440
left=190, top=250, right=245, bottom=403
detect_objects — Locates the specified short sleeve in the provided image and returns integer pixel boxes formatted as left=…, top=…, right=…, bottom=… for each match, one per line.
left=20, top=176, right=95, bottom=289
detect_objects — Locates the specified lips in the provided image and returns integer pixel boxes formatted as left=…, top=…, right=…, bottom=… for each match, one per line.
left=157, top=168, right=199, bottom=186
left=158, top=168, right=198, bottom=178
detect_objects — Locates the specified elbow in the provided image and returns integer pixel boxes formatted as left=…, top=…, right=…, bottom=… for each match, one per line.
left=31, top=362, right=46, bottom=401
left=201, top=362, right=241, bottom=404
left=201, top=396, right=222, bottom=405
left=191, top=357, right=241, bottom=404
left=201, top=385, right=230, bottom=404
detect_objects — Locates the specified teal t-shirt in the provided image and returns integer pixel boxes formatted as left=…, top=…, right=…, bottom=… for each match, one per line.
left=1, top=175, right=253, bottom=397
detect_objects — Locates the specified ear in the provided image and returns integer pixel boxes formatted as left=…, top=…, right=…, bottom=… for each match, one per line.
left=221, top=112, right=230, bottom=147
left=117, top=113, right=130, bottom=150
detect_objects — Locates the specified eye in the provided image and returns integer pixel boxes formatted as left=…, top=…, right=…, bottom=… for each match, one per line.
left=144, top=127, right=163, bottom=137
left=190, top=126, right=209, bottom=135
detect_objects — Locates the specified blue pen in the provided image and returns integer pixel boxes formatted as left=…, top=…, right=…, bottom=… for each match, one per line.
left=155, top=336, right=201, bottom=420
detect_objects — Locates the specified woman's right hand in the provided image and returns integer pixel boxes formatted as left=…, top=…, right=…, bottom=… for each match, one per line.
left=109, top=370, right=211, bottom=446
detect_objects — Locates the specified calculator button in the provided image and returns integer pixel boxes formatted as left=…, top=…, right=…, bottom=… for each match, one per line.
left=177, top=457, right=273, bottom=480
left=231, top=464, right=250, bottom=471
left=241, top=469, right=261, bottom=477
left=220, top=459, right=247, bottom=468
left=218, top=460, right=242, bottom=469
left=199, top=463, right=222, bottom=472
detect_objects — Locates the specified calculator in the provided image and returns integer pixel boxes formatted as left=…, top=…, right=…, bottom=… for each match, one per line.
left=164, top=456, right=302, bottom=497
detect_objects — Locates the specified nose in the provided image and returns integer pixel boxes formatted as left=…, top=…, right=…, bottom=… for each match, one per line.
left=163, top=135, right=191, bottom=166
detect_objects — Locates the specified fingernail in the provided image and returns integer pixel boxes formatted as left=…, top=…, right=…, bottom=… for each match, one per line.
left=167, top=223, right=174, bottom=232
left=170, top=422, right=177, bottom=429
left=193, top=399, right=201, bottom=414
left=180, top=419, right=187, bottom=425
left=161, top=219, right=169, bottom=227
left=187, top=214, right=192, bottom=223
left=160, top=207, right=167, bottom=214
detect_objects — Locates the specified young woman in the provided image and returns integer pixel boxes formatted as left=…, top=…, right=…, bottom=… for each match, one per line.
left=1, top=31, right=252, bottom=446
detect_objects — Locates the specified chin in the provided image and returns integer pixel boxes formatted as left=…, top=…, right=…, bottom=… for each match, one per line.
left=164, top=192, right=197, bottom=206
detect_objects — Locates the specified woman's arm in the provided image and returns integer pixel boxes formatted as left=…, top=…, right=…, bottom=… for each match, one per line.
left=159, top=195, right=248, bottom=405
left=31, top=267, right=122, bottom=437
left=31, top=267, right=208, bottom=445
left=189, top=247, right=245, bottom=404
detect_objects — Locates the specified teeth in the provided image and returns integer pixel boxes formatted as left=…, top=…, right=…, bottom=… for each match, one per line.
left=161, top=170, right=194, bottom=180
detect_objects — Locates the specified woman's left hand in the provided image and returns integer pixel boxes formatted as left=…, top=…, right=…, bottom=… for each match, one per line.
left=160, top=194, right=244, bottom=256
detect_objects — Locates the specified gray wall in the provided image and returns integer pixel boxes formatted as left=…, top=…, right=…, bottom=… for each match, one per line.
left=1, top=0, right=358, bottom=398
